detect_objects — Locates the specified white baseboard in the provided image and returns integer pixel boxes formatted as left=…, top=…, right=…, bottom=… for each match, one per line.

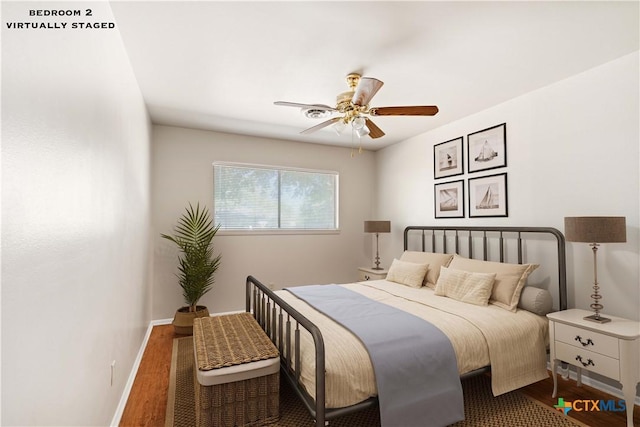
left=110, top=311, right=244, bottom=426
left=109, top=321, right=157, bottom=427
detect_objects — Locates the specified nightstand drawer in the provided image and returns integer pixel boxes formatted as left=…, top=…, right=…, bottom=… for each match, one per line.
left=555, top=341, right=620, bottom=381
left=358, top=267, right=388, bottom=281
left=358, top=270, right=371, bottom=281
left=555, top=322, right=619, bottom=359
left=358, top=270, right=387, bottom=281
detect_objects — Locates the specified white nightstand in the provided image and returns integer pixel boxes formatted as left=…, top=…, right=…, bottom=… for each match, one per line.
left=547, top=308, right=640, bottom=427
left=357, top=267, right=388, bottom=281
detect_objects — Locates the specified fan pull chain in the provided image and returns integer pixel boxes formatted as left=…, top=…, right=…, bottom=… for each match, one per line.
left=349, top=127, right=364, bottom=157
left=351, top=127, right=356, bottom=157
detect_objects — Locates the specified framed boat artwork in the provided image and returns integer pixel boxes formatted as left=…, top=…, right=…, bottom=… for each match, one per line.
left=434, top=179, right=464, bottom=218
left=468, top=173, right=508, bottom=217
left=467, top=123, right=506, bottom=173
left=434, top=137, right=463, bottom=179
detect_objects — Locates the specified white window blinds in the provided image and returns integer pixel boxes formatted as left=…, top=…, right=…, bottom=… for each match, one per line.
left=214, top=163, right=338, bottom=231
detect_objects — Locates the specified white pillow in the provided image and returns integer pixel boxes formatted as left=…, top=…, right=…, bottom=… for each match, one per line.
left=399, top=251, right=454, bottom=288
left=386, top=258, right=429, bottom=288
left=447, top=254, right=539, bottom=312
left=434, top=266, right=496, bottom=306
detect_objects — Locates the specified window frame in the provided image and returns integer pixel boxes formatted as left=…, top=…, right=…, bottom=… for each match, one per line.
left=213, top=161, right=340, bottom=235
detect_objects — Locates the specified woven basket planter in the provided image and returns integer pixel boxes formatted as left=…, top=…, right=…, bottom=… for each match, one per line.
left=173, top=305, right=210, bottom=335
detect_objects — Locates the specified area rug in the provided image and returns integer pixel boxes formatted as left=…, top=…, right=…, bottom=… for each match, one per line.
left=166, top=337, right=589, bottom=427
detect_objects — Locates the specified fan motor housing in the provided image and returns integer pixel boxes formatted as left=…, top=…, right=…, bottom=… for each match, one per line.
left=336, top=91, right=355, bottom=112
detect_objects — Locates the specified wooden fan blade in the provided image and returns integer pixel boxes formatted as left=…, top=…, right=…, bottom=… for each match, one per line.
left=351, top=77, right=384, bottom=106
left=365, top=118, right=385, bottom=139
left=274, top=101, right=337, bottom=111
left=369, top=106, right=439, bottom=116
left=300, top=117, right=341, bottom=134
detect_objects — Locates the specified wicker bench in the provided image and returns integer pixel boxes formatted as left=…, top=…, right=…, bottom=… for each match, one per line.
left=193, top=313, right=280, bottom=427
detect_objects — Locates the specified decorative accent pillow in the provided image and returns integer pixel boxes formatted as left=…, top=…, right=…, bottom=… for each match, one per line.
left=434, top=266, right=496, bottom=306
left=447, top=254, right=539, bottom=312
left=399, top=251, right=454, bottom=288
left=386, top=258, right=429, bottom=288
left=518, top=286, right=553, bottom=315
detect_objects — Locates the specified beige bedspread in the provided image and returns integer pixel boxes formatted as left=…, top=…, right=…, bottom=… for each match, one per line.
left=275, top=279, right=549, bottom=408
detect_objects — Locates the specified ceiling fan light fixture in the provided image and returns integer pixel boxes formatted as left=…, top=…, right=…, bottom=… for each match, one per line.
left=333, top=120, right=346, bottom=135
left=302, top=107, right=331, bottom=119
left=355, top=125, right=370, bottom=138
left=352, top=116, right=366, bottom=130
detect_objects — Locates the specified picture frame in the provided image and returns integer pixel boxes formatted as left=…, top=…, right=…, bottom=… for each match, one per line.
left=468, top=173, right=508, bottom=218
left=434, top=179, right=464, bottom=218
left=434, top=137, right=463, bottom=179
left=467, top=123, right=506, bottom=173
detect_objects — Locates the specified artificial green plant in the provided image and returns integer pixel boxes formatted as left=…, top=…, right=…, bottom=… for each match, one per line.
left=161, top=203, right=222, bottom=312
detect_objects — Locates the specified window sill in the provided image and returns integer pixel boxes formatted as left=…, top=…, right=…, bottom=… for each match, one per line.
left=218, top=229, right=341, bottom=236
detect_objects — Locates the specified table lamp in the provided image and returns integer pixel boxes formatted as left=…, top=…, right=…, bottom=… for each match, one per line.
left=564, top=216, right=626, bottom=323
left=364, top=220, right=391, bottom=270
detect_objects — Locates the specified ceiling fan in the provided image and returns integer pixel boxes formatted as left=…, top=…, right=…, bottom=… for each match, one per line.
left=274, top=73, right=439, bottom=139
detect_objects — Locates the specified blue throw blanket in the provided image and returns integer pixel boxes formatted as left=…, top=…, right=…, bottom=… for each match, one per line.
left=286, top=284, right=464, bottom=427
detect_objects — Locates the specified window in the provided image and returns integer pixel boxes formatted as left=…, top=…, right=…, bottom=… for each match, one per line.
left=213, top=162, right=339, bottom=231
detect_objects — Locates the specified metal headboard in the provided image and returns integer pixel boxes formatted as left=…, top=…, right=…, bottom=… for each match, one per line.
left=404, top=225, right=567, bottom=311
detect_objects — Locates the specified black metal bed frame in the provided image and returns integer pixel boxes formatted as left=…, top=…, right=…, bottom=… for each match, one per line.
left=246, top=225, right=567, bottom=427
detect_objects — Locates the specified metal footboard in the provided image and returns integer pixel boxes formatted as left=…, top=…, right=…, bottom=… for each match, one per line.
left=246, top=275, right=326, bottom=426
left=247, top=276, right=380, bottom=426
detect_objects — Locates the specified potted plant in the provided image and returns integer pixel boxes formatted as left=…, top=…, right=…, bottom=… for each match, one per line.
left=161, top=203, right=222, bottom=334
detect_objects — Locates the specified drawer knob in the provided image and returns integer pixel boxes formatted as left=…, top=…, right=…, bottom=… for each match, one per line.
left=575, top=355, right=595, bottom=367
left=574, top=335, right=594, bottom=347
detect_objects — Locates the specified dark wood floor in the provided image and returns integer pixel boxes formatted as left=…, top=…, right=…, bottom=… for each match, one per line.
left=119, top=324, right=639, bottom=427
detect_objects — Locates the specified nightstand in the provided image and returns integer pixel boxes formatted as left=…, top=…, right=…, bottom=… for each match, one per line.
left=547, top=308, right=640, bottom=427
left=358, top=267, right=388, bottom=281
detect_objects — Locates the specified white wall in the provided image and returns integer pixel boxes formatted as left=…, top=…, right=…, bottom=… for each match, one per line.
left=377, top=52, right=639, bottom=321
left=2, top=2, right=152, bottom=425
left=151, top=126, right=376, bottom=318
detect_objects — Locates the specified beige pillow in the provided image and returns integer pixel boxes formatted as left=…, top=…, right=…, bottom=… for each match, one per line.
left=386, top=258, right=429, bottom=288
left=434, top=266, right=496, bottom=306
left=447, top=254, right=539, bottom=312
left=518, top=286, right=553, bottom=315
left=399, top=251, right=454, bottom=288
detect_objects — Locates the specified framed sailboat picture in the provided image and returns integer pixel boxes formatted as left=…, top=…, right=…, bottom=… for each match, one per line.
left=467, top=123, right=506, bottom=173
left=468, top=173, right=508, bottom=217
left=434, top=180, right=464, bottom=218
left=434, top=137, right=463, bottom=179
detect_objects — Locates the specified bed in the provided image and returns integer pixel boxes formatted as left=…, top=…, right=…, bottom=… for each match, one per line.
left=245, top=225, right=567, bottom=426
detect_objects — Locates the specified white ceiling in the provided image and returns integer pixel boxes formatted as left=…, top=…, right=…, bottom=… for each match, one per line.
left=110, top=1, right=639, bottom=151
